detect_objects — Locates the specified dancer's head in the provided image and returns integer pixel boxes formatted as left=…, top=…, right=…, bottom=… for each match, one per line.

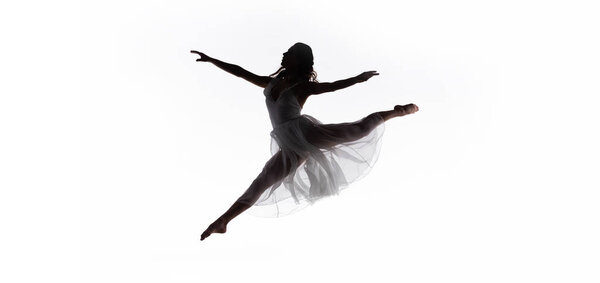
left=271, top=42, right=318, bottom=82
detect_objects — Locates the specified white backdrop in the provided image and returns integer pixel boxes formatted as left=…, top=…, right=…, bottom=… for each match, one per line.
left=2, top=0, right=599, bottom=282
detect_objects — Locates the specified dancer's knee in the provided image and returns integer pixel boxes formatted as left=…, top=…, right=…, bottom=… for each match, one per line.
left=237, top=172, right=275, bottom=205
left=356, top=114, right=381, bottom=133
left=235, top=152, right=295, bottom=205
left=365, top=113, right=384, bottom=126
left=257, top=169, right=277, bottom=187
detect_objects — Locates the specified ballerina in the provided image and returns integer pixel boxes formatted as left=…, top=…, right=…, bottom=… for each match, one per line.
left=191, top=42, right=418, bottom=241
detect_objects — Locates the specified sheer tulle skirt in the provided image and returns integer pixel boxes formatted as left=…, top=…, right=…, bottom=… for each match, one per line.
left=247, top=114, right=385, bottom=217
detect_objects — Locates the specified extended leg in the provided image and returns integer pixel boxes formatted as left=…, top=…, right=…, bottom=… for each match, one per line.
left=305, top=104, right=419, bottom=148
left=200, top=150, right=304, bottom=241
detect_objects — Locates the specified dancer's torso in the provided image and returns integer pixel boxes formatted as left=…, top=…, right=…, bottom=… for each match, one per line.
left=264, top=77, right=308, bottom=127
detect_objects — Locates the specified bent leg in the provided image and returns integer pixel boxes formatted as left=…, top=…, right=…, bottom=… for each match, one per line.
left=201, top=150, right=305, bottom=241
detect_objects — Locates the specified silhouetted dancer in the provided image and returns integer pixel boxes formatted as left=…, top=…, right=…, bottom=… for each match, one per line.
left=191, top=43, right=418, bottom=241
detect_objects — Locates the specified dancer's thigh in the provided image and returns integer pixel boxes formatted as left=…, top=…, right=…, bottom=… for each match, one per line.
left=305, top=115, right=380, bottom=148
left=259, top=149, right=305, bottom=184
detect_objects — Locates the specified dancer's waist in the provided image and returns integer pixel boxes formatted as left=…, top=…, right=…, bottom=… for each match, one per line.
left=270, top=115, right=304, bottom=129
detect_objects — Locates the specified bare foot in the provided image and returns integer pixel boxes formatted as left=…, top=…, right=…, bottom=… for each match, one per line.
left=200, top=217, right=227, bottom=241
left=394, top=104, right=419, bottom=116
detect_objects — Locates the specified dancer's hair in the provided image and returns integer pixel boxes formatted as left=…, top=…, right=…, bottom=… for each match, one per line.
left=269, top=42, right=318, bottom=82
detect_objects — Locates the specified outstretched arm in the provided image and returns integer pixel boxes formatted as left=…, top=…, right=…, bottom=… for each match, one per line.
left=309, top=71, right=379, bottom=95
left=191, top=50, right=271, bottom=88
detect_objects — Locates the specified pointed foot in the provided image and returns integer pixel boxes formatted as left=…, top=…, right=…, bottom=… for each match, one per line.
left=200, top=217, right=228, bottom=241
left=394, top=104, right=419, bottom=116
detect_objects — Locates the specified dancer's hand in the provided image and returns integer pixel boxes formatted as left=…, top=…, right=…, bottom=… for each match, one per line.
left=356, top=71, right=379, bottom=83
left=190, top=50, right=212, bottom=62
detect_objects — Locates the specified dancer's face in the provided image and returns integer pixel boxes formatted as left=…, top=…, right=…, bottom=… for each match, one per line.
left=281, top=49, right=299, bottom=70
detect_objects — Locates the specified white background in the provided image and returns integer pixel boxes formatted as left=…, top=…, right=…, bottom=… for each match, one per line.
left=1, top=0, right=599, bottom=282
